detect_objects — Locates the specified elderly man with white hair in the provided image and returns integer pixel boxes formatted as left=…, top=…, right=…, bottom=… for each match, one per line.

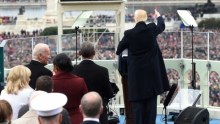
left=26, top=43, right=53, bottom=89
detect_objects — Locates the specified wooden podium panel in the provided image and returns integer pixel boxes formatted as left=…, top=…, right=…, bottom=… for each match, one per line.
left=122, top=76, right=134, bottom=124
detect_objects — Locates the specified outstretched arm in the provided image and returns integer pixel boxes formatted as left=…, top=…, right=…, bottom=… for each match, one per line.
left=155, top=9, right=165, bottom=34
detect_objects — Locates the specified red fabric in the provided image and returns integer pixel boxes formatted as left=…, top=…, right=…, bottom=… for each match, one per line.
left=52, top=71, right=88, bottom=124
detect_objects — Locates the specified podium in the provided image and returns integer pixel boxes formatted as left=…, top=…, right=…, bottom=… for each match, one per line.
left=118, top=53, right=134, bottom=124
left=121, top=76, right=134, bottom=124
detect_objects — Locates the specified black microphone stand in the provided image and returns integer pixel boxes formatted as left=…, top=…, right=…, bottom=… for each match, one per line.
left=164, top=105, right=168, bottom=124
left=189, top=25, right=196, bottom=90
left=75, top=26, right=79, bottom=65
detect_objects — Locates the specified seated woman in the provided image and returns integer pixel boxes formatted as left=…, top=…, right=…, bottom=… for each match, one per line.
left=52, top=53, right=88, bottom=124
left=0, top=65, right=34, bottom=120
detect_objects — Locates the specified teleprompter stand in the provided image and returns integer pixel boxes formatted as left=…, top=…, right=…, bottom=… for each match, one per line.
left=177, top=10, right=198, bottom=89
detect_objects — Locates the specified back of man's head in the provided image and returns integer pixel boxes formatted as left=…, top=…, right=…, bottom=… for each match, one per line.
left=79, top=41, right=95, bottom=59
left=35, top=75, right=53, bottom=93
left=80, top=92, right=103, bottom=118
left=134, top=9, right=148, bottom=23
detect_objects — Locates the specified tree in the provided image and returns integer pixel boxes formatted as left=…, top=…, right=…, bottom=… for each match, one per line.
left=40, top=27, right=75, bottom=36
left=198, top=18, right=220, bottom=29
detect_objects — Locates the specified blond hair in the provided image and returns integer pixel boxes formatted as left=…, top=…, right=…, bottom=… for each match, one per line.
left=134, top=9, right=148, bottom=23
left=6, top=65, right=31, bottom=94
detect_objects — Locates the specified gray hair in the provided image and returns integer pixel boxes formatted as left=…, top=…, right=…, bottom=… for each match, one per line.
left=32, top=43, right=49, bottom=60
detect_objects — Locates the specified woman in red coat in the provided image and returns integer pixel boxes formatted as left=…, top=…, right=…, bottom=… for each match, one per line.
left=52, top=53, right=88, bottom=124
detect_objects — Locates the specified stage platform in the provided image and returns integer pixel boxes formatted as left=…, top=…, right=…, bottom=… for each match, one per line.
left=119, top=115, right=220, bottom=124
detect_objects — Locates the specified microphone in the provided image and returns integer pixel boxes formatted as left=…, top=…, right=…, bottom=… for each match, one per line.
left=163, top=83, right=178, bottom=107
left=74, top=26, right=82, bottom=33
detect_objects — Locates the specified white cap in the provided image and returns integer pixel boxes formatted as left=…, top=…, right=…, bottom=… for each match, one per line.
left=30, top=92, right=67, bottom=117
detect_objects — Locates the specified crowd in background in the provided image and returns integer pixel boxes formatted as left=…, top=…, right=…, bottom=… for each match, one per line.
left=0, top=16, right=17, bottom=25
left=2, top=29, right=220, bottom=68
left=209, top=71, right=220, bottom=107
left=0, top=0, right=45, bottom=3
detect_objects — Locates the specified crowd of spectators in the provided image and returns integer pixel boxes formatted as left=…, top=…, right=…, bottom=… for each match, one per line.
left=0, top=16, right=17, bottom=25
left=160, top=68, right=180, bottom=104
left=85, top=12, right=178, bottom=27
left=2, top=29, right=220, bottom=68
left=209, top=71, right=220, bottom=107
left=0, top=0, right=45, bottom=3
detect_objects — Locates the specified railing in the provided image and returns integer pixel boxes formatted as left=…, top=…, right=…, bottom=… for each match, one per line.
left=2, top=30, right=220, bottom=112
left=3, top=31, right=220, bottom=68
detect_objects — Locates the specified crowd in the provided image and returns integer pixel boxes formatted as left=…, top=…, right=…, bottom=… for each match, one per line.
left=0, top=0, right=45, bottom=3
left=209, top=71, right=220, bottom=107
left=2, top=29, right=220, bottom=68
left=0, top=29, right=42, bottom=41
left=85, top=12, right=179, bottom=28
left=0, top=16, right=17, bottom=25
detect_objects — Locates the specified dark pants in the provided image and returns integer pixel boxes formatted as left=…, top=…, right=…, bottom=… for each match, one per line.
left=131, top=96, right=157, bottom=124
left=100, top=101, right=109, bottom=124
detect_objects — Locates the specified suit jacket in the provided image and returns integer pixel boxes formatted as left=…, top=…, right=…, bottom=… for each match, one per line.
left=116, top=16, right=170, bottom=101
left=26, top=60, right=53, bottom=89
left=52, top=72, right=88, bottom=124
left=18, top=104, right=29, bottom=118
left=81, top=120, right=100, bottom=124
left=12, top=110, right=38, bottom=124
left=73, top=60, right=114, bottom=124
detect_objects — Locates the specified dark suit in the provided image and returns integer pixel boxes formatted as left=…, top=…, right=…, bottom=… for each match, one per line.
left=73, top=60, right=114, bottom=124
left=26, top=60, right=53, bottom=89
left=116, top=16, right=170, bottom=124
left=81, top=120, right=100, bottom=124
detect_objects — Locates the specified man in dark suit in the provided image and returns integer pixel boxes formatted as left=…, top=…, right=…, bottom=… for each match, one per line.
left=26, top=43, right=53, bottom=89
left=80, top=92, right=103, bottom=124
left=73, top=41, right=114, bottom=124
left=116, top=9, right=170, bottom=124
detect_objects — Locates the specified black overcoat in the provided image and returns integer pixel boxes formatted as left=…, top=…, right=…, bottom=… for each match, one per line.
left=26, top=60, right=53, bottom=89
left=73, top=60, right=114, bottom=124
left=116, top=16, right=170, bottom=101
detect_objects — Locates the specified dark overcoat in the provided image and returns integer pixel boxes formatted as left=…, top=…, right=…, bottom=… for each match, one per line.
left=26, top=60, right=53, bottom=89
left=73, top=60, right=114, bottom=124
left=116, top=16, right=170, bottom=101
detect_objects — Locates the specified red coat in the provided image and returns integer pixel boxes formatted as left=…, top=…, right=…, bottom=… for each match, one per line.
left=52, top=71, right=88, bottom=124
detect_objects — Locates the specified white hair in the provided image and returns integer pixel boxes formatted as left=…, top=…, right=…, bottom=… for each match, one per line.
left=32, top=43, right=49, bottom=60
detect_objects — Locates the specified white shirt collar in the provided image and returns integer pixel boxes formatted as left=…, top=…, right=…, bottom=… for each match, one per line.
left=33, top=59, right=41, bottom=63
left=83, top=118, right=99, bottom=122
left=82, top=58, right=93, bottom=61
